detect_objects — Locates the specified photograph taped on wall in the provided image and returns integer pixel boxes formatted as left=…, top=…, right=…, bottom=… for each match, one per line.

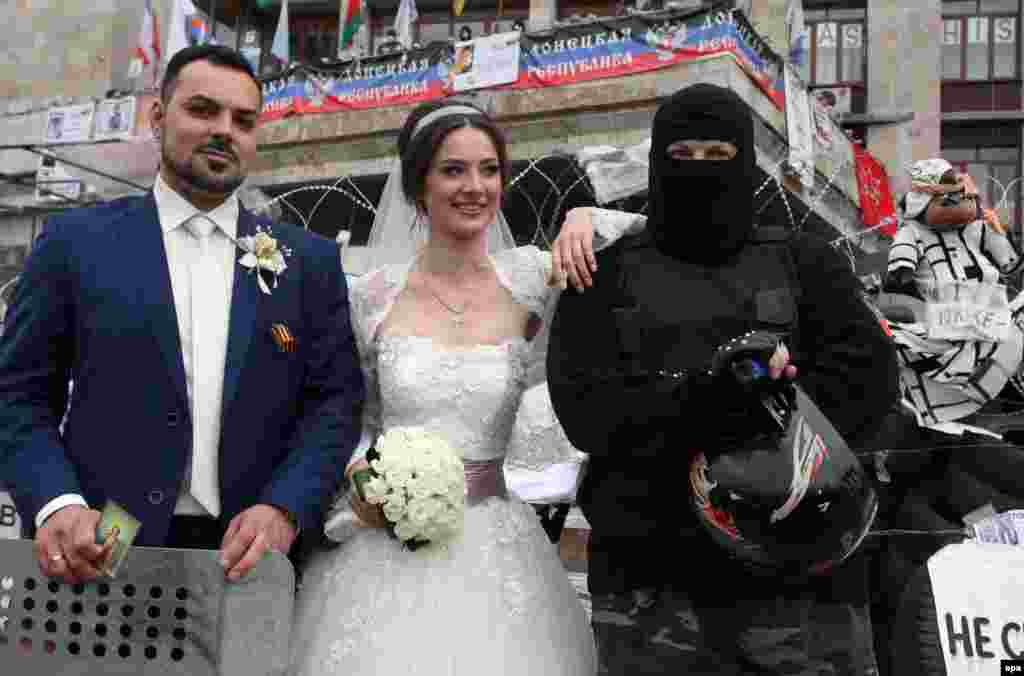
left=42, top=102, right=96, bottom=144
left=94, top=97, right=137, bottom=141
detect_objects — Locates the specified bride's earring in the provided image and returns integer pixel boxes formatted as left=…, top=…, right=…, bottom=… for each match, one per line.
left=412, top=205, right=430, bottom=237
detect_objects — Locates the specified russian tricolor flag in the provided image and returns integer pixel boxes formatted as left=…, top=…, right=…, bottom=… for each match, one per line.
left=135, top=0, right=161, bottom=66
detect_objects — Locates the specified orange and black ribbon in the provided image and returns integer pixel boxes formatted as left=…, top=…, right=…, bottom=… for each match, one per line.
left=271, top=323, right=296, bottom=353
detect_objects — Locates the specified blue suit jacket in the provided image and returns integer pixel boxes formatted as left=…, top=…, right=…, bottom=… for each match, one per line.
left=0, top=194, right=365, bottom=545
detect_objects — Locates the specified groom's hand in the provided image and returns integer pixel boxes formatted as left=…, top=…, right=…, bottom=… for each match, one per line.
left=34, top=506, right=112, bottom=584
left=219, top=505, right=297, bottom=582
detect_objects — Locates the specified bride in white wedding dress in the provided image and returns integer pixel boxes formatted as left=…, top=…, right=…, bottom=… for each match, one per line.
left=289, top=101, right=640, bottom=676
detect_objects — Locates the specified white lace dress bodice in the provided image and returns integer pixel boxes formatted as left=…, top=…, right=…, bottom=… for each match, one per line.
left=377, top=334, right=527, bottom=463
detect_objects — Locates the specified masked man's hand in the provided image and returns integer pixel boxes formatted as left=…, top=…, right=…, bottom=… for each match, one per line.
left=710, top=331, right=798, bottom=388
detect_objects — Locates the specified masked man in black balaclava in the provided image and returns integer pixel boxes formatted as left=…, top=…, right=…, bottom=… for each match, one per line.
left=547, top=83, right=899, bottom=675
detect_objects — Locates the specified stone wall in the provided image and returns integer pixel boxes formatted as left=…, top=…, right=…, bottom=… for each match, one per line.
left=0, top=0, right=237, bottom=105
left=0, top=0, right=128, bottom=101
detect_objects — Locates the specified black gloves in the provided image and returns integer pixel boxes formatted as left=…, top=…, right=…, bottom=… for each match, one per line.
left=710, top=330, right=788, bottom=391
left=704, top=331, right=797, bottom=445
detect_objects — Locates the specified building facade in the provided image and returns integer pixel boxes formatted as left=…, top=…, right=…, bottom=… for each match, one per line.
left=2, top=0, right=1018, bottom=277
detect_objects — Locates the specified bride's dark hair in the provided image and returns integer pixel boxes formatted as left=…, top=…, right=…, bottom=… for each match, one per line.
left=398, top=100, right=510, bottom=210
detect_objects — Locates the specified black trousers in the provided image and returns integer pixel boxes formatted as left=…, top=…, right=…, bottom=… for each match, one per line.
left=588, top=533, right=878, bottom=676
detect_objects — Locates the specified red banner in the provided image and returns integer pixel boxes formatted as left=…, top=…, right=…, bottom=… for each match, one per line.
left=853, top=145, right=897, bottom=238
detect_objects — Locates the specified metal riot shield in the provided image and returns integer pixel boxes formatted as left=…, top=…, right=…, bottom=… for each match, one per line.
left=0, top=540, right=293, bottom=675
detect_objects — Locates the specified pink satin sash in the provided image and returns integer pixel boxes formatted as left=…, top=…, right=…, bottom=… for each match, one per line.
left=463, top=458, right=507, bottom=504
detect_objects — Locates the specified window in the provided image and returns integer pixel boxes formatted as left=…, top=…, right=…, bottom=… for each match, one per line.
left=806, top=8, right=866, bottom=86
left=419, top=20, right=452, bottom=45
left=943, top=1, right=1019, bottom=81
left=272, top=15, right=341, bottom=65
left=942, top=145, right=1021, bottom=233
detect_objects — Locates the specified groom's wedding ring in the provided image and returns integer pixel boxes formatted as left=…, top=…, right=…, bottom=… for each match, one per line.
left=50, top=553, right=64, bottom=562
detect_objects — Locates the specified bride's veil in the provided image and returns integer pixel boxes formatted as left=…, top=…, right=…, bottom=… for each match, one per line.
left=362, top=104, right=516, bottom=272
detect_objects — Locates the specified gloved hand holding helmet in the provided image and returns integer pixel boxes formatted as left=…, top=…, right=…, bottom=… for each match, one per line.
left=691, top=330, right=879, bottom=580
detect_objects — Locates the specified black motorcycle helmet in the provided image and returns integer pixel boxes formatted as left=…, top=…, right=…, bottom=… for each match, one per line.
left=689, top=382, right=878, bottom=579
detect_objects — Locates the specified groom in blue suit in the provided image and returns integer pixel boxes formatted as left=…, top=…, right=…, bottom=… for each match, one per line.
left=0, top=46, right=364, bottom=583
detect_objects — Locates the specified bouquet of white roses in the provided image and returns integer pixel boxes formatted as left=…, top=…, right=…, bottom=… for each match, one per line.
left=351, top=427, right=466, bottom=551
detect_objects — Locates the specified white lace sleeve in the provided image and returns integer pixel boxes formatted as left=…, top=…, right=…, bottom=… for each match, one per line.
left=324, top=264, right=408, bottom=542
left=591, top=207, right=646, bottom=249
left=345, top=275, right=381, bottom=470
left=494, top=207, right=646, bottom=389
left=491, top=247, right=555, bottom=389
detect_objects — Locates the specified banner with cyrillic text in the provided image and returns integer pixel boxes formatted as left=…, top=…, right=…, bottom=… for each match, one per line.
left=259, top=6, right=784, bottom=121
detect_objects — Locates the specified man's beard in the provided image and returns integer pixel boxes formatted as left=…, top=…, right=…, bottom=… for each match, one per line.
left=161, top=141, right=245, bottom=197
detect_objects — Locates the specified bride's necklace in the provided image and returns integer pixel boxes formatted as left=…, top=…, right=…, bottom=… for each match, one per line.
left=425, top=283, right=468, bottom=327
left=419, top=252, right=490, bottom=328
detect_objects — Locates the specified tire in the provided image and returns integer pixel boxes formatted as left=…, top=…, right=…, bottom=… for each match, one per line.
left=856, top=411, right=950, bottom=484
left=889, top=564, right=947, bottom=676
left=950, top=438, right=1024, bottom=498
left=873, top=490, right=958, bottom=638
left=895, top=490, right=962, bottom=564
left=876, top=546, right=916, bottom=615
left=933, top=461, right=1024, bottom=525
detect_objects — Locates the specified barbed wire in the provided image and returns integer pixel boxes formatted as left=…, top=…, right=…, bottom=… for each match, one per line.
left=242, top=141, right=903, bottom=279
left=853, top=440, right=1024, bottom=456
left=797, top=155, right=853, bottom=232
left=824, top=171, right=1024, bottom=254
left=984, top=174, right=1023, bottom=215
left=248, top=153, right=597, bottom=245
left=868, top=529, right=968, bottom=538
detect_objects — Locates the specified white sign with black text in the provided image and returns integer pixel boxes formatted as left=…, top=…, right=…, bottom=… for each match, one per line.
left=449, top=32, right=521, bottom=93
left=923, top=281, right=1012, bottom=343
left=928, top=542, right=1024, bottom=673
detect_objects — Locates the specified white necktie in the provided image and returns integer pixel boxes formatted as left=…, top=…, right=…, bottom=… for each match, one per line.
left=186, top=216, right=228, bottom=517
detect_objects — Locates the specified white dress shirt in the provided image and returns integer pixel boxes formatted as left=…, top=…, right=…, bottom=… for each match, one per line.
left=35, top=175, right=239, bottom=527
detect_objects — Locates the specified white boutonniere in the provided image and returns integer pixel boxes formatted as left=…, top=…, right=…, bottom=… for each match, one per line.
left=237, top=228, right=291, bottom=295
